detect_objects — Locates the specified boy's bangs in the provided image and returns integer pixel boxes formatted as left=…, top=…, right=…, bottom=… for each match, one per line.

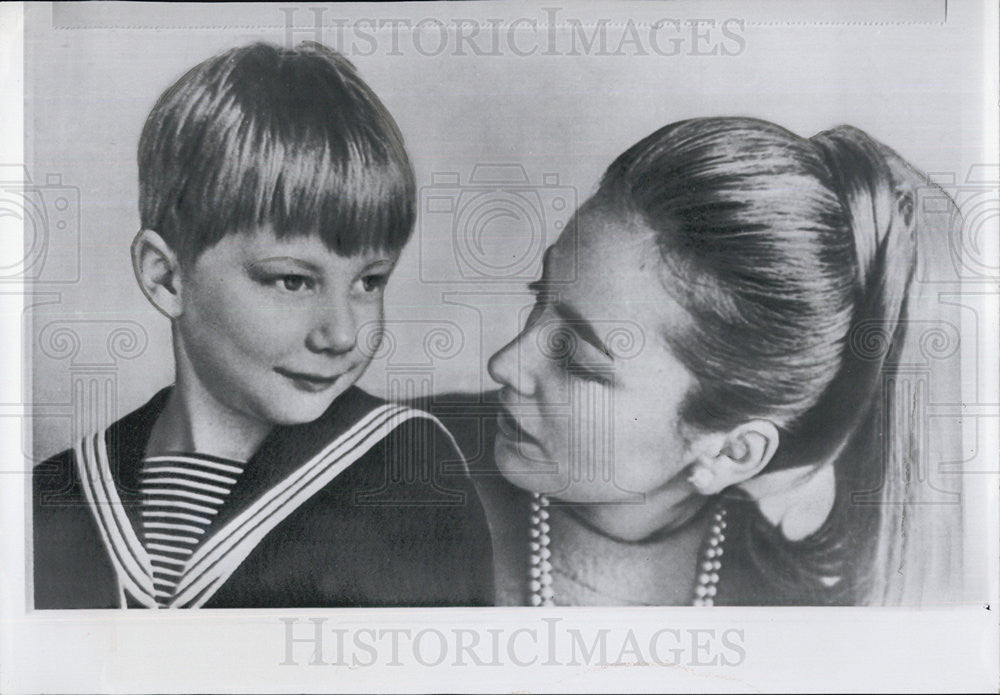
left=143, top=43, right=416, bottom=261
left=198, top=89, right=415, bottom=257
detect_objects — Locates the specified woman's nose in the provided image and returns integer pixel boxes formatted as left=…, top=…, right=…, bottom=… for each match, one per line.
left=306, top=302, right=357, bottom=354
left=488, top=330, right=535, bottom=397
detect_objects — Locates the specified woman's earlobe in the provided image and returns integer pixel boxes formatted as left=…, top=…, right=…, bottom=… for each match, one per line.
left=686, top=464, right=716, bottom=493
left=690, top=421, right=781, bottom=495
left=131, top=228, right=183, bottom=319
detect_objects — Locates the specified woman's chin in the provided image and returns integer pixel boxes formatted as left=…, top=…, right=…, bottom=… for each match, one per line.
left=493, top=434, right=559, bottom=495
left=493, top=437, right=621, bottom=503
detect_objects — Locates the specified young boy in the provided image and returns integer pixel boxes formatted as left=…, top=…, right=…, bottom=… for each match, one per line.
left=33, top=42, right=493, bottom=608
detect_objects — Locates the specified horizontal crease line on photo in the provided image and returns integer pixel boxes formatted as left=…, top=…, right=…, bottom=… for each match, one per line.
left=743, top=21, right=945, bottom=26
left=53, top=21, right=949, bottom=31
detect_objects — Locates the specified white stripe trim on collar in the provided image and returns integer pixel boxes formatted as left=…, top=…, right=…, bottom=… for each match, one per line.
left=170, top=404, right=420, bottom=607
left=74, top=432, right=157, bottom=608
left=74, top=402, right=448, bottom=608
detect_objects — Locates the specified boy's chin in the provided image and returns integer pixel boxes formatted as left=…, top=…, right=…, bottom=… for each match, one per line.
left=265, top=388, right=345, bottom=426
left=265, top=367, right=366, bottom=425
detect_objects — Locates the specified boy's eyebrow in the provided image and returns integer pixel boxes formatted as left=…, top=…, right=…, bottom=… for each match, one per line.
left=248, top=256, right=322, bottom=273
left=363, top=257, right=398, bottom=269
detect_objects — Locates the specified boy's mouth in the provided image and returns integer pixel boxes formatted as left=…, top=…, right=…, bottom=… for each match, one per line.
left=274, top=367, right=343, bottom=393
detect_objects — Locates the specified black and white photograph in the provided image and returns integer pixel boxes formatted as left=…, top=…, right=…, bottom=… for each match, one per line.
left=1, top=1, right=997, bottom=692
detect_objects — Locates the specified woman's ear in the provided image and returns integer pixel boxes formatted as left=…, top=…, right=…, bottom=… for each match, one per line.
left=686, top=420, right=780, bottom=495
left=131, top=229, right=183, bottom=319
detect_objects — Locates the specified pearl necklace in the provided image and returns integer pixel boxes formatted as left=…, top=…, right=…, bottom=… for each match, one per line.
left=693, top=505, right=727, bottom=606
left=528, top=493, right=554, bottom=606
left=528, top=493, right=727, bottom=607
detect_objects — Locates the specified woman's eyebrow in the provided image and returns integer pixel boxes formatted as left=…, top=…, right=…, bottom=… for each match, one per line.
left=531, top=246, right=611, bottom=358
left=551, top=300, right=612, bottom=359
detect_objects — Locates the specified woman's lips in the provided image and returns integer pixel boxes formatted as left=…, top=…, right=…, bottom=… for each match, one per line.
left=496, top=407, right=543, bottom=450
left=274, top=367, right=343, bottom=393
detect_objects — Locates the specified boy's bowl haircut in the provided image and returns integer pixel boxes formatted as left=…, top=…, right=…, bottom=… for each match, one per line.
left=138, top=41, right=416, bottom=264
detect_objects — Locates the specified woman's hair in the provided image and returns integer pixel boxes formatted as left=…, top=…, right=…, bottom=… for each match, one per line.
left=593, top=117, right=959, bottom=604
left=138, top=41, right=415, bottom=264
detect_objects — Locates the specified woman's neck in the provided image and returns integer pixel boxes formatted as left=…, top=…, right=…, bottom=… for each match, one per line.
left=566, top=481, right=708, bottom=543
left=145, top=344, right=273, bottom=461
left=545, top=491, right=711, bottom=606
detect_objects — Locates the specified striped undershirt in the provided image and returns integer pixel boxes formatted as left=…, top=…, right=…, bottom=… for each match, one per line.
left=139, top=453, right=246, bottom=606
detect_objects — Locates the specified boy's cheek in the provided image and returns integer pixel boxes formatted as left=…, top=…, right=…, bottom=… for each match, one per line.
left=356, top=317, right=384, bottom=366
left=353, top=301, right=386, bottom=345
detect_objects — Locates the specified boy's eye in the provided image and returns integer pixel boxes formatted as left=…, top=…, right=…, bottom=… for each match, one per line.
left=277, top=275, right=314, bottom=292
left=360, top=273, right=389, bottom=293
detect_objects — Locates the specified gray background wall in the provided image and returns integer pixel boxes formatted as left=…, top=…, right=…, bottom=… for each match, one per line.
left=22, top=1, right=992, bottom=462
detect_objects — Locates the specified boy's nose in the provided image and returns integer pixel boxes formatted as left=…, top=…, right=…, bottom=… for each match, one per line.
left=306, top=304, right=357, bottom=354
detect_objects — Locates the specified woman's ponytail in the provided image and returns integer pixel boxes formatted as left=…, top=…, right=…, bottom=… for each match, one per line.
left=809, top=126, right=918, bottom=457
left=811, top=126, right=961, bottom=605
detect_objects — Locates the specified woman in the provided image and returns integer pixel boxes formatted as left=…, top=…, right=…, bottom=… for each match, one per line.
left=438, top=117, right=964, bottom=606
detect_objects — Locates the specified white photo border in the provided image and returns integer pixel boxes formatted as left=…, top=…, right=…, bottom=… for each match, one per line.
left=2, top=2, right=998, bottom=692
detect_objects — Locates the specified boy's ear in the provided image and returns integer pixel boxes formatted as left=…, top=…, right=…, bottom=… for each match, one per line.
left=685, top=420, right=780, bottom=496
left=131, top=229, right=183, bottom=319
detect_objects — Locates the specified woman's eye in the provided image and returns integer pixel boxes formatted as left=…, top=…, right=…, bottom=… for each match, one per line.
left=566, top=358, right=611, bottom=385
left=276, top=275, right=314, bottom=292
left=360, top=274, right=389, bottom=293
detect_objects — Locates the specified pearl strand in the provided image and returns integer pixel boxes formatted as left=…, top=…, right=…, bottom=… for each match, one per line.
left=528, top=493, right=554, bottom=606
left=528, top=494, right=729, bottom=607
left=692, top=506, right=727, bottom=607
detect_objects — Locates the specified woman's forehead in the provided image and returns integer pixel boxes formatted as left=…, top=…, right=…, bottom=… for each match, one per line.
left=545, top=209, right=658, bottom=279
left=543, top=211, right=679, bottom=323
